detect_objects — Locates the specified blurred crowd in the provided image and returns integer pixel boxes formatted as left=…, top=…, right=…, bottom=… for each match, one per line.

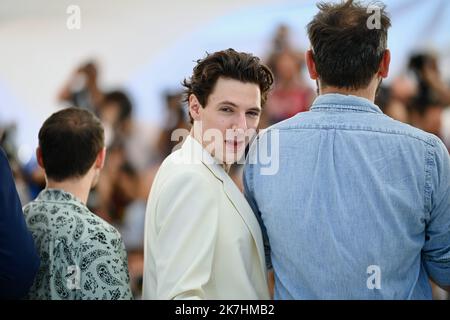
left=1, top=24, right=450, bottom=299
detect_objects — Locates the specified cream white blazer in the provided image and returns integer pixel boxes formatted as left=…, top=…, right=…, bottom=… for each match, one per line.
left=143, top=135, right=269, bottom=300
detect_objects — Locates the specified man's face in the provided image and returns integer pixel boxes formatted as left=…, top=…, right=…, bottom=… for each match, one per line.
left=190, top=77, right=262, bottom=164
left=276, top=52, right=299, bottom=81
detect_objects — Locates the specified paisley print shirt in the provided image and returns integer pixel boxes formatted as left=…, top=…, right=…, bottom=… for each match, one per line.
left=23, top=189, right=133, bottom=300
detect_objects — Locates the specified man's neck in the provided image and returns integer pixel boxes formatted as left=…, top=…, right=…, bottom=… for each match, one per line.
left=320, top=82, right=378, bottom=103
left=221, top=163, right=231, bottom=174
left=46, top=175, right=92, bottom=205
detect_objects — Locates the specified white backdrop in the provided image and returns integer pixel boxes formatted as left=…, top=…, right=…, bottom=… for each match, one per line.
left=1, top=0, right=449, bottom=164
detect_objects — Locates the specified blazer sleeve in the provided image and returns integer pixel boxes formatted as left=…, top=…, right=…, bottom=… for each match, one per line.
left=0, top=148, right=40, bottom=299
left=153, top=170, right=219, bottom=300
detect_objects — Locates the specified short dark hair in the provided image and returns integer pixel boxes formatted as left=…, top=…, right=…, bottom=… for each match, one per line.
left=182, top=48, right=274, bottom=122
left=38, top=107, right=104, bottom=181
left=307, top=0, right=391, bottom=90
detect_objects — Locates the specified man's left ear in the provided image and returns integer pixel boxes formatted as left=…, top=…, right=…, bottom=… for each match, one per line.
left=36, top=147, right=44, bottom=169
left=378, top=49, right=391, bottom=79
left=95, top=147, right=106, bottom=170
left=189, top=94, right=203, bottom=122
left=305, top=49, right=319, bottom=81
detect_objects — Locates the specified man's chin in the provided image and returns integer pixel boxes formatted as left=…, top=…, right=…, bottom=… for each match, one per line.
left=211, top=145, right=247, bottom=166
left=223, top=149, right=246, bottom=165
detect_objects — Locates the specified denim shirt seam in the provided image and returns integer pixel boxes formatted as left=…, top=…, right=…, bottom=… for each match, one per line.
left=311, top=105, right=380, bottom=114
left=424, top=139, right=438, bottom=218
left=246, top=164, right=254, bottom=194
left=270, top=126, right=438, bottom=146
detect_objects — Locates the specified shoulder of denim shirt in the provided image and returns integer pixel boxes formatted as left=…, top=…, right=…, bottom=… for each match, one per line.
left=261, top=110, right=444, bottom=149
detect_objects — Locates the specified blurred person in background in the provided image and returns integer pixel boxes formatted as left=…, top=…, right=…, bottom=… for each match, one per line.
left=1, top=146, right=40, bottom=299
left=93, top=90, right=160, bottom=224
left=270, top=24, right=291, bottom=54
left=409, top=98, right=444, bottom=138
left=115, top=162, right=149, bottom=252
left=263, top=49, right=315, bottom=127
left=115, top=162, right=150, bottom=299
left=156, top=91, right=190, bottom=159
left=97, top=90, right=132, bottom=148
left=23, top=107, right=132, bottom=300
left=245, top=0, right=450, bottom=299
left=98, top=90, right=160, bottom=173
left=408, top=52, right=450, bottom=147
left=258, top=25, right=315, bottom=128
left=0, top=124, right=48, bottom=203
left=143, top=49, right=274, bottom=299
left=390, top=74, right=417, bottom=107
left=0, top=124, right=34, bottom=204
left=58, top=60, right=104, bottom=114
left=91, top=140, right=127, bottom=223
left=409, top=52, right=450, bottom=107
left=375, top=86, right=409, bottom=123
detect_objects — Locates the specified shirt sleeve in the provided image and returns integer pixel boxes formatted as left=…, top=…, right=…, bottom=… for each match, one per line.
left=422, top=139, right=450, bottom=287
left=243, top=157, right=273, bottom=271
left=152, top=170, right=219, bottom=300
left=78, top=230, right=133, bottom=300
left=0, top=147, right=40, bottom=299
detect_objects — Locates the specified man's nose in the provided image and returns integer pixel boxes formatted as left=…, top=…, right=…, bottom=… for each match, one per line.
left=232, top=112, right=248, bottom=130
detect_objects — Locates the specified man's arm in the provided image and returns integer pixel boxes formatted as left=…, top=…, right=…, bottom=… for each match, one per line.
left=152, top=171, right=219, bottom=300
left=0, top=148, right=40, bottom=299
left=422, top=139, right=450, bottom=291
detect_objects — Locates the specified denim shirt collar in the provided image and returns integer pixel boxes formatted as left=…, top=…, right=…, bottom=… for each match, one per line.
left=310, top=93, right=383, bottom=114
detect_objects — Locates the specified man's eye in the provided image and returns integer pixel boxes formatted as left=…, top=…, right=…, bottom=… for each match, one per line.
left=220, top=107, right=233, bottom=112
left=247, top=111, right=260, bottom=117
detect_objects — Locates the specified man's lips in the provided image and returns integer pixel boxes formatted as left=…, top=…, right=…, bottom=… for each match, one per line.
left=225, top=140, right=245, bottom=148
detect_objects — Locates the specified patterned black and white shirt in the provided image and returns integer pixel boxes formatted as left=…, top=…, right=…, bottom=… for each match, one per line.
left=23, top=189, right=133, bottom=300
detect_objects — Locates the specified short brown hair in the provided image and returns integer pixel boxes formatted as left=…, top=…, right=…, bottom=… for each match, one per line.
left=182, top=48, right=274, bottom=121
left=307, top=0, right=391, bottom=90
left=38, top=107, right=104, bottom=181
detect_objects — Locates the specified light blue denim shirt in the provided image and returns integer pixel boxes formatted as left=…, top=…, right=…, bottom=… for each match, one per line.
left=244, top=93, right=450, bottom=300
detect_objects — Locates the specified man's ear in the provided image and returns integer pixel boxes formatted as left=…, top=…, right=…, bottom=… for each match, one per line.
left=378, top=49, right=391, bottom=79
left=95, top=147, right=106, bottom=170
left=36, top=147, right=44, bottom=169
left=306, top=49, right=319, bottom=81
left=189, top=94, right=203, bottom=121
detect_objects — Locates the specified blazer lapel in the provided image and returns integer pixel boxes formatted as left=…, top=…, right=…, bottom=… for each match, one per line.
left=221, top=175, right=266, bottom=273
left=181, top=136, right=267, bottom=275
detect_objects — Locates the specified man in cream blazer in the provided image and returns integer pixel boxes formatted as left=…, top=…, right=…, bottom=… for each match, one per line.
left=143, top=49, right=274, bottom=299
left=143, top=135, right=269, bottom=299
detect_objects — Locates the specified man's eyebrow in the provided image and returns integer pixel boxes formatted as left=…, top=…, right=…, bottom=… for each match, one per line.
left=218, top=100, right=239, bottom=108
left=247, top=107, right=262, bottom=112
